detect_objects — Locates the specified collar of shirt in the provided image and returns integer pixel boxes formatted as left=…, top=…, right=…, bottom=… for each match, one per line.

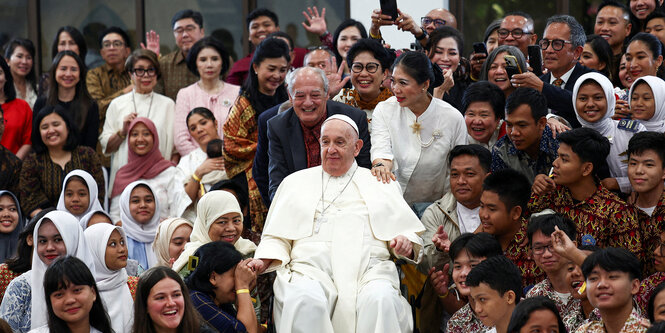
left=549, top=64, right=576, bottom=88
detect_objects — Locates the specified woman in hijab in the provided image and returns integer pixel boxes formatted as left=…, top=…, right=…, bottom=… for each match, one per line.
left=55, top=169, right=104, bottom=220
left=84, top=223, right=135, bottom=333
left=629, top=75, right=665, bottom=133
left=78, top=209, right=114, bottom=230
left=119, top=181, right=160, bottom=271
left=109, top=117, right=187, bottom=222
left=0, top=210, right=94, bottom=332
left=573, top=72, right=646, bottom=193
left=0, top=191, right=24, bottom=263
left=152, top=217, right=193, bottom=267
left=172, top=191, right=255, bottom=275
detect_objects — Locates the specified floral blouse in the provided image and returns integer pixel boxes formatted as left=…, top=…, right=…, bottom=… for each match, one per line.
left=446, top=303, right=487, bottom=333
left=0, top=271, right=31, bottom=332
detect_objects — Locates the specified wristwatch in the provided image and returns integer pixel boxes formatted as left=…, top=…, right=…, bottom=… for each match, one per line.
left=415, top=27, right=428, bottom=41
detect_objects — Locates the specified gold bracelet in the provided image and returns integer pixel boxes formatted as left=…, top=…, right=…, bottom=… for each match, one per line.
left=236, top=289, right=250, bottom=295
left=191, top=173, right=206, bottom=197
left=369, top=30, right=382, bottom=40
left=191, top=173, right=201, bottom=182
left=438, top=290, right=449, bottom=299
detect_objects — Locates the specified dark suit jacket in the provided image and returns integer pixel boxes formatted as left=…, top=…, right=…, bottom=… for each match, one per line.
left=253, top=103, right=280, bottom=207
left=539, top=63, right=594, bottom=128
left=267, top=100, right=371, bottom=201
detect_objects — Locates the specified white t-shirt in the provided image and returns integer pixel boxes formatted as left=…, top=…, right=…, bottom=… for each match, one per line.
left=639, top=206, right=656, bottom=216
left=457, top=203, right=481, bottom=233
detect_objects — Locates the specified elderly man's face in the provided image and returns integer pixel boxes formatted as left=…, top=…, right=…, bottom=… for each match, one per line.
left=305, top=49, right=335, bottom=75
left=289, top=70, right=328, bottom=127
left=499, top=15, right=536, bottom=56
left=320, top=119, right=362, bottom=177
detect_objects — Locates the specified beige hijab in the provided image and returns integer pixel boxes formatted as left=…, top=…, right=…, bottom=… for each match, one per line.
left=152, top=217, right=194, bottom=267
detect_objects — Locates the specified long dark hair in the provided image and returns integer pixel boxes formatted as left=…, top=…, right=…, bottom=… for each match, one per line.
left=332, top=19, right=368, bottom=67
left=44, top=256, right=113, bottom=333
left=5, top=208, right=53, bottom=273
left=4, top=38, right=37, bottom=93
left=391, top=51, right=445, bottom=94
left=241, top=37, right=289, bottom=116
left=585, top=34, right=613, bottom=80
left=133, top=266, right=201, bottom=333
left=46, top=51, right=93, bottom=131
left=51, top=26, right=88, bottom=60
left=32, top=105, right=80, bottom=154
left=0, top=56, right=16, bottom=102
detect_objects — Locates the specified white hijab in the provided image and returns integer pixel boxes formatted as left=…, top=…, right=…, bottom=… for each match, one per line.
left=172, top=191, right=256, bottom=272
left=152, top=217, right=193, bottom=267
left=56, top=170, right=105, bottom=220
left=78, top=209, right=114, bottom=230
left=119, top=181, right=161, bottom=266
left=30, top=210, right=95, bottom=330
left=84, top=223, right=134, bottom=333
left=573, top=72, right=616, bottom=136
left=629, top=75, right=665, bottom=132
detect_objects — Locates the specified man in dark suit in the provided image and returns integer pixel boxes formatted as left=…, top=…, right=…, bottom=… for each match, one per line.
left=265, top=67, right=371, bottom=202
left=510, top=15, right=594, bottom=129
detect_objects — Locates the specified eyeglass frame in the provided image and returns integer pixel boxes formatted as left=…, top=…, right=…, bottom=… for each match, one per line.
left=497, top=28, right=533, bottom=40
left=421, top=17, right=446, bottom=28
left=531, top=243, right=555, bottom=256
left=132, top=67, right=158, bottom=77
left=350, top=62, right=381, bottom=74
left=173, top=25, right=199, bottom=35
left=538, top=39, right=573, bottom=51
left=102, top=40, right=126, bottom=49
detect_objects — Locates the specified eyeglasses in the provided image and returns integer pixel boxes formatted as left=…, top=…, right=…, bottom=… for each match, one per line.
left=538, top=39, right=573, bottom=51
left=174, top=25, right=198, bottom=35
left=532, top=244, right=555, bottom=255
left=102, top=40, right=125, bottom=49
left=497, top=28, right=532, bottom=39
left=351, top=62, right=380, bottom=74
left=421, top=17, right=446, bottom=28
left=132, top=67, right=157, bottom=77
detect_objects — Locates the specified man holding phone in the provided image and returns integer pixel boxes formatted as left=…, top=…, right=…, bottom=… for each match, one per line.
left=510, top=15, right=592, bottom=129
left=369, top=6, right=457, bottom=49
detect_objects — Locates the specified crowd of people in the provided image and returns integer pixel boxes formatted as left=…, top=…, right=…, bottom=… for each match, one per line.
left=2, top=1, right=665, bottom=332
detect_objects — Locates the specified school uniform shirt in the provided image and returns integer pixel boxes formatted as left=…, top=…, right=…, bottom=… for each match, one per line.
left=526, top=278, right=580, bottom=332
left=635, top=191, right=665, bottom=276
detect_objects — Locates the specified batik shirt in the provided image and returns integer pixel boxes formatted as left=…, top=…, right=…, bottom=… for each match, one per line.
left=527, top=278, right=581, bottom=332
left=637, top=272, right=665, bottom=315
left=635, top=192, right=665, bottom=275
left=491, top=125, right=558, bottom=183
left=574, top=308, right=647, bottom=333
left=528, top=184, right=642, bottom=258
left=504, top=219, right=545, bottom=289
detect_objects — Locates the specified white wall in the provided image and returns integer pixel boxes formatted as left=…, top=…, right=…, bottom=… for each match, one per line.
left=350, top=0, right=448, bottom=50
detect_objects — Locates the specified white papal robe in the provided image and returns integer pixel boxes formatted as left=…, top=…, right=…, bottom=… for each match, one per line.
left=254, top=162, right=425, bottom=333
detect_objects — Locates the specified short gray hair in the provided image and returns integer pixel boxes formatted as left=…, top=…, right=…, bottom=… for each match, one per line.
left=304, top=48, right=335, bottom=66
left=545, top=15, right=586, bottom=49
left=286, top=67, right=329, bottom=96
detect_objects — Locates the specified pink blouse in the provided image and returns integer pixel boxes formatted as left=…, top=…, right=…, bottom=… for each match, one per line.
left=174, top=81, right=240, bottom=156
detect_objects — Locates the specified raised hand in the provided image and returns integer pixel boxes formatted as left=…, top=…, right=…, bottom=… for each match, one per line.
left=432, top=226, right=451, bottom=252
left=429, top=264, right=450, bottom=297
left=301, top=6, right=328, bottom=36
left=140, top=30, right=160, bottom=55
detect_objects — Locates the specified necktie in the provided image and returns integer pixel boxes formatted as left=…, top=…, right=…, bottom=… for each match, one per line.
left=553, top=78, right=564, bottom=87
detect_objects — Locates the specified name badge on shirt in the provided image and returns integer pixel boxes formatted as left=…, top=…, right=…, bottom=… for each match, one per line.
left=618, top=119, right=640, bottom=133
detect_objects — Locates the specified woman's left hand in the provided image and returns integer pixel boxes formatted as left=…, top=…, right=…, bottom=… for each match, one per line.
left=235, top=259, right=257, bottom=289
left=433, top=69, right=454, bottom=99
left=613, top=99, right=631, bottom=120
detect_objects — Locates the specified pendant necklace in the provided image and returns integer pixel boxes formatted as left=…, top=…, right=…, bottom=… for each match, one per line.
left=132, top=91, right=154, bottom=118
left=315, top=165, right=358, bottom=233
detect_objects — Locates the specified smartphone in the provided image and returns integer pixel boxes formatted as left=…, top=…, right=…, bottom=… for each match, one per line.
left=379, top=0, right=398, bottom=21
left=527, top=45, right=543, bottom=76
left=473, top=42, right=488, bottom=55
left=504, top=54, right=522, bottom=79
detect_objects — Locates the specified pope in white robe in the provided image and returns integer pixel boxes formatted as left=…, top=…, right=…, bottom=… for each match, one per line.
left=249, top=115, right=425, bottom=333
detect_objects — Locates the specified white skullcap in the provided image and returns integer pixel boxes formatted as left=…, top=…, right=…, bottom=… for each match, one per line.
left=323, top=114, right=359, bottom=135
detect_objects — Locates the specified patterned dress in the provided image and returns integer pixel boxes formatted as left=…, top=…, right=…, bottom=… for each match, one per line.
left=223, top=94, right=268, bottom=232
left=526, top=278, right=581, bottom=332
left=528, top=184, right=642, bottom=258
left=574, top=308, right=647, bottom=333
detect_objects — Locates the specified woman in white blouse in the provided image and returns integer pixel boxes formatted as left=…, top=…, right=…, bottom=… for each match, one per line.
left=174, top=36, right=240, bottom=156
left=99, top=49, right=175, bottom=199
left=371, top=51, right=467, bottom=208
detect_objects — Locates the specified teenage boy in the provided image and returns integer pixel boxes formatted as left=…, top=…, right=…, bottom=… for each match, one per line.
left=526, top=212, right=580, bottom=322
left=627, top=131, right=665, bottom=275
left=444, top=233, right=503, bottom=333
left=575, top=247, right=645, bottom=333
left=467, top=255, right=523, bottom=333
left=480, top=168, right=544, bottom=288
left=529, top=128, right=641, bottom=258
left=491, top=88, right=559, bottom=184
